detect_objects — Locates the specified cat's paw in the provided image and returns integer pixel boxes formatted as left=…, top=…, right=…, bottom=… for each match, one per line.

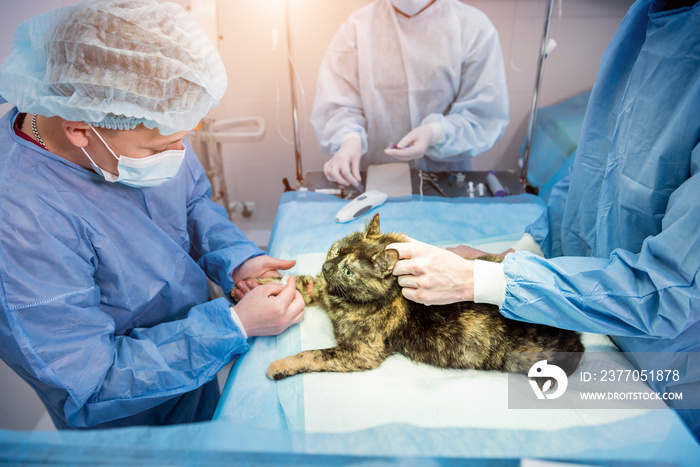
left=230, top=277, right=282, bottom=301
left=295, top=275, right=318, bottom=305
left=266, top=359, right=292, bottom=380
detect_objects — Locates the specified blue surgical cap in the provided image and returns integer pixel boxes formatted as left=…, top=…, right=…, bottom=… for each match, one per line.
left=0, top=0, right=227, bottom=135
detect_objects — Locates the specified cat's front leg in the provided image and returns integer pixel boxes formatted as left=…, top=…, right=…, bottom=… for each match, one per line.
left=230, top=275, right=317, bottom=305
left=266, top=345, right=387, bottom=380
left=294, top=274, right=318, bottom=306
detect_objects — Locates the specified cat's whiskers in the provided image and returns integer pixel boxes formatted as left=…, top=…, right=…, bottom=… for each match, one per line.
left=330, top=283, right=351, bottom=300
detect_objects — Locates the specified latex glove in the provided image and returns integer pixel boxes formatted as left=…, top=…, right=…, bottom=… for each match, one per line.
left=324, top=135, right=362, bottom=189
left=234, top=275, right=305, bottom=337
left=383, top=124, right=434, bottom=161
left=232, top=255, right=296, bottom=301
left=446, top=245, right=515, bottom=260
left=387, top=237, right=474, bottom=305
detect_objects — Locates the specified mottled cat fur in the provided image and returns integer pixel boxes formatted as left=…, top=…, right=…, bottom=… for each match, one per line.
left=239, top=214, right=583, bottom=381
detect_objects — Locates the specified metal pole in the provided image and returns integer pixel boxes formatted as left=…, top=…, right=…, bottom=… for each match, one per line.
left=285, top=0, right=304, bottom=189
left=520, top=0, right=555, bottom=187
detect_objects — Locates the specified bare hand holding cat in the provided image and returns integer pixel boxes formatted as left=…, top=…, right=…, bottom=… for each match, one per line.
left=231, top=255, right=296, bottom=301
left=229, top=255, right=305, bottom=336
left=388, top=238, right=475, bottom=305
left=234, top=275, right=305, bottom=337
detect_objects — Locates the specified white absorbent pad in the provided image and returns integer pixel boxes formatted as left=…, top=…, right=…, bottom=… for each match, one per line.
left=283, top=242, right=661, bottom=434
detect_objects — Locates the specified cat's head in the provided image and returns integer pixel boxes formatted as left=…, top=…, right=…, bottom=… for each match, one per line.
left=322, top=214, right=404, bottom=302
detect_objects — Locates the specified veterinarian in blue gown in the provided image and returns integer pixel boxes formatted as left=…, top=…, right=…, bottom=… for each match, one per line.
left=0, top=0, right=304, bottom=429
left=310, top=0, right=509, bottom=188
left=390, top=0, right=700, bottom=439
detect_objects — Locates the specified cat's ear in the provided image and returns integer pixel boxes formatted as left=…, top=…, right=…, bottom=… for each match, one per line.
left=365, top=214, right=382, bottom=239
left=373, top=248, right=399, bottom=276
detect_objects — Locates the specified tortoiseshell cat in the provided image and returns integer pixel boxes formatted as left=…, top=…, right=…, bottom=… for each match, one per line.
left=239, top=214, right=583, bottom=381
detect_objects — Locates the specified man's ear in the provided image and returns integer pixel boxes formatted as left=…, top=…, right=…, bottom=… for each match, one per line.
left=61, top=121, right=91, bottom=148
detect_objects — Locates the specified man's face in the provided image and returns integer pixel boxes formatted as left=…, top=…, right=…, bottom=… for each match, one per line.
left=87, top=125, right=188, bottom=175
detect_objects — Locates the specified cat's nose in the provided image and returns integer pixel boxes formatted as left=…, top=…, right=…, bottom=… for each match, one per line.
left=322, top=262, right=332, bottom=276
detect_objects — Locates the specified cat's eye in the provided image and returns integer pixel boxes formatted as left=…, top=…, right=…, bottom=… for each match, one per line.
left=343, top=267, right=352, bottom=276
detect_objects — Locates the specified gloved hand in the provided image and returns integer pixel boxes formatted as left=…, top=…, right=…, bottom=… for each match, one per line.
left=324, top=134, right=363, bottom=189
left=383, top=124, right=434, bottom=161
left=232, top=255, right=296, bottom=301
left=234, top=275, right=305, bottom=337
left=387, top=237, right=474, bottom=305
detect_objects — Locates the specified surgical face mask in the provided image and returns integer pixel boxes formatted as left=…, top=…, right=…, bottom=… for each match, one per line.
left=391, top=0, right=436, bottom=17
left=80, top=125, right=186, bottom=188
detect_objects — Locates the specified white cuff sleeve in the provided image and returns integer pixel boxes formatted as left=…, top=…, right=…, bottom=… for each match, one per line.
left=341, top=131, right=362, bottom=144
left=427, top=122, right=444, bottom=145
left=473, top=259, right=506, bottom=306
left=510, top=233, right=545, bottom=257
left=229, top=306, right=248, bottom=339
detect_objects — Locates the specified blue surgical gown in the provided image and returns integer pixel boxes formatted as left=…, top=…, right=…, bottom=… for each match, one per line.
left=0, top=108, right=264, bottom=429
left=501, top=0, right=700, bottom=438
